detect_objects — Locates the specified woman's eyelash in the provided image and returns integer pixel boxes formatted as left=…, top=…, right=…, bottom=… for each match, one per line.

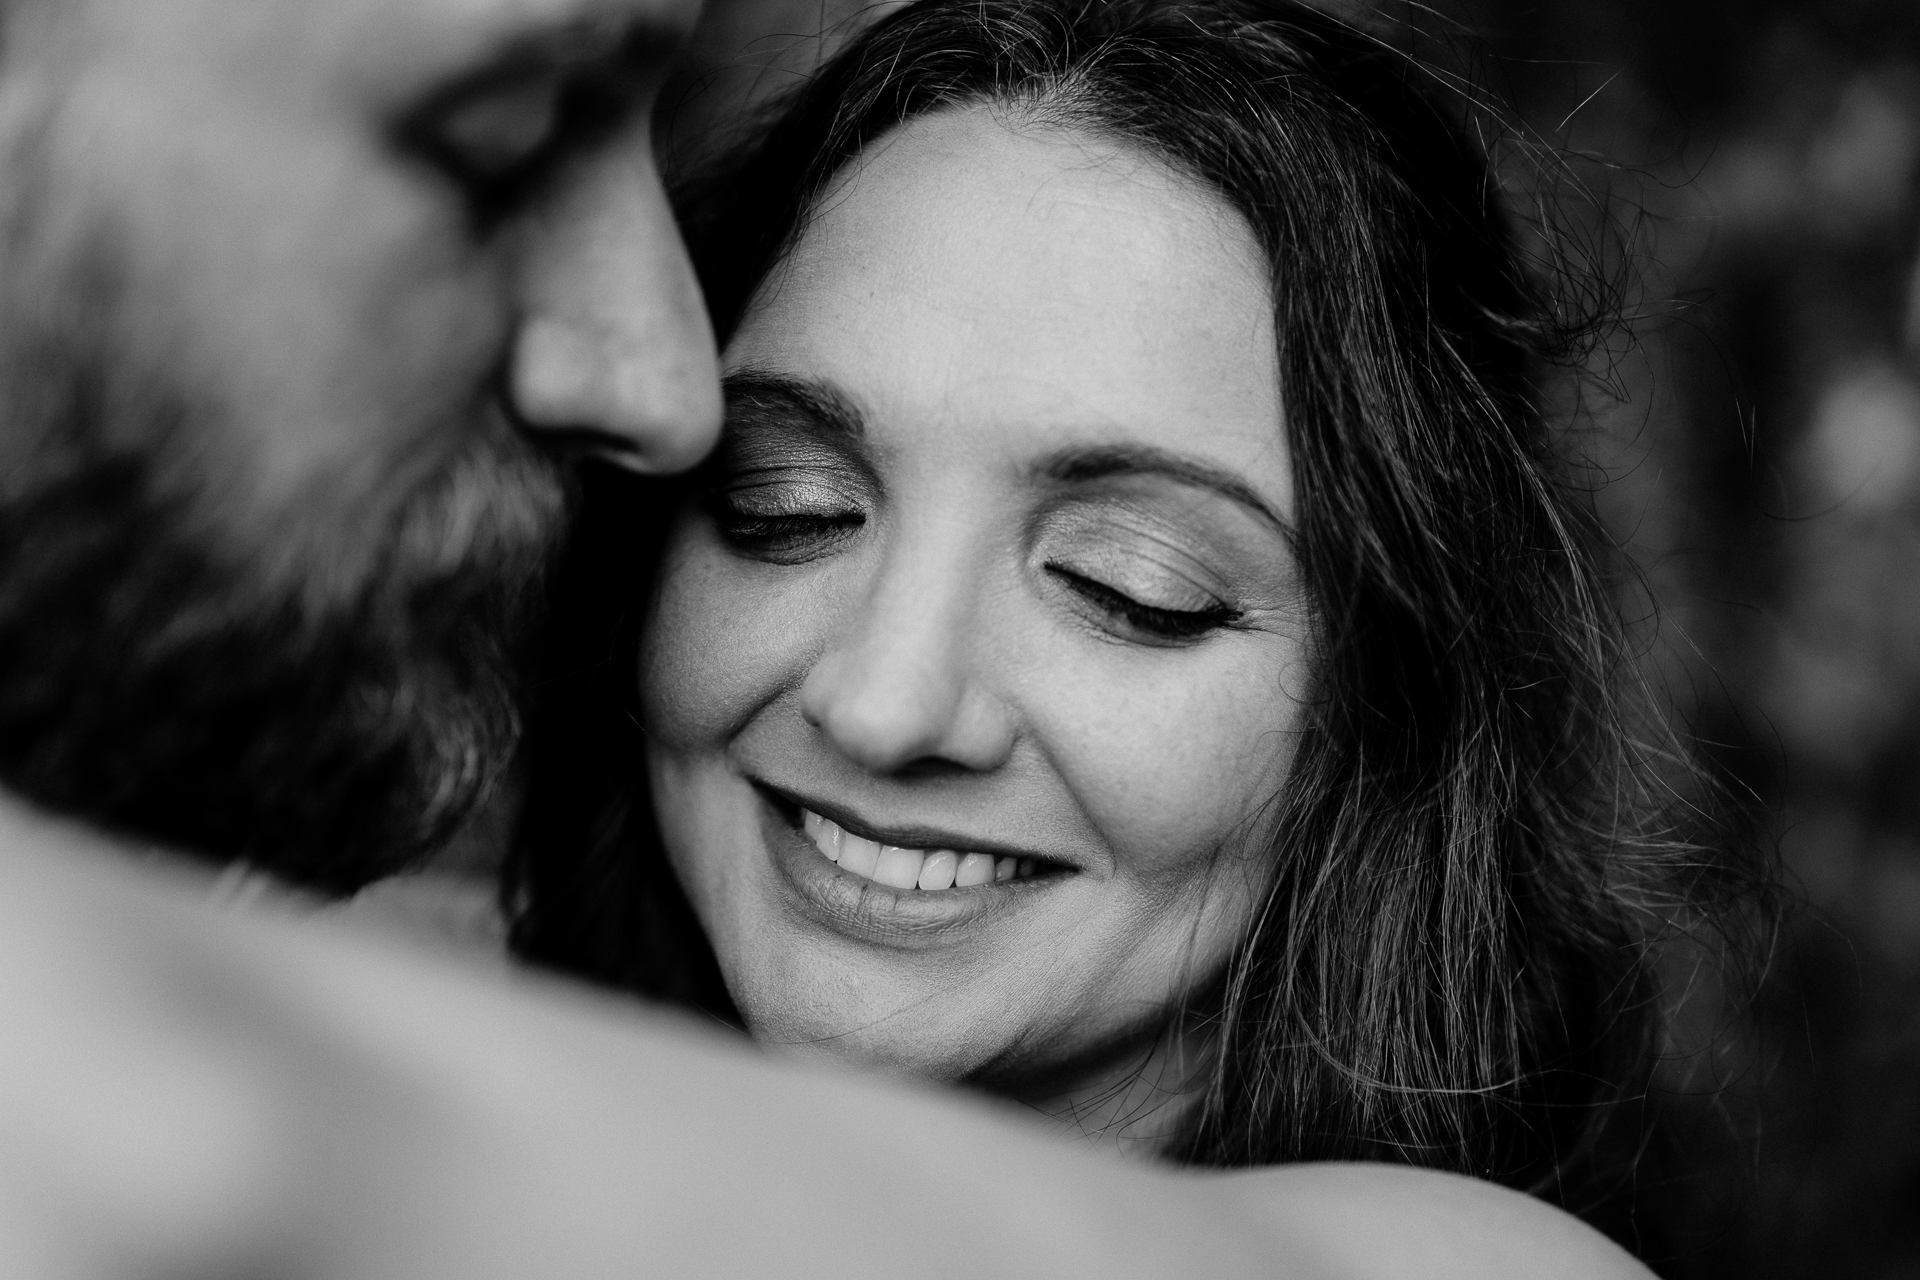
left=1045, top=565, right=1241, bottom=641
left=703, top=487, right=864, bottom=562
left=725, top=511, right=860, bottom=537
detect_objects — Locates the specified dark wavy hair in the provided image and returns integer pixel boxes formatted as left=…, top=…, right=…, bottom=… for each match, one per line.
left=509, top=0, right=1717, bottom=1211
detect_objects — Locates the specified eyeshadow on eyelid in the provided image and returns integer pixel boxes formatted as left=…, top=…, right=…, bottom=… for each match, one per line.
left=716, top=412, right=872, bottom=479
left=1054, top=550, right=1230, bottom=614
left=734, top=475, right=858, bottom=507
left=1033, top=493, right=1297, bottom=610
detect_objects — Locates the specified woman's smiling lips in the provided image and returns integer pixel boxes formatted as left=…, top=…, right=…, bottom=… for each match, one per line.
left=750, top=782, right=1071, bottom=945
left=802, top=808, right=1044, bottom=889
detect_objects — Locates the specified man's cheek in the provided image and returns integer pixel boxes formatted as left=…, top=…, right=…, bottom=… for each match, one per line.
left=74, top=67, right=495, bottom=496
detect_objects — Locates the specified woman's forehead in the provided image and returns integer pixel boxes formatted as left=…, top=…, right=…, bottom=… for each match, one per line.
left=726, top=105, right=1290, bottom=503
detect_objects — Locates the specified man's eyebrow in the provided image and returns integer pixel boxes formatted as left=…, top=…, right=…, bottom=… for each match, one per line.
left=722, top=370, right=868, bottom=440
left=1040, top=444, right=1291, bottom=532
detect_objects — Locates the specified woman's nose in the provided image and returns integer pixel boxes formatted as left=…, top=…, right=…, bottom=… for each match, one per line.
left=797, top=571, right=1016, bottom=776
left=507, top=135, right=721, bottom=474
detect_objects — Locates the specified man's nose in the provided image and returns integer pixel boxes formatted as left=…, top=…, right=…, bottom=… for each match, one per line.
left=508, top=138, right=721, bottom=472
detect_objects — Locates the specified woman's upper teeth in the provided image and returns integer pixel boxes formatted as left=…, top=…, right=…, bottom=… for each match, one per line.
left=801, top=808, right=1038, bottom=889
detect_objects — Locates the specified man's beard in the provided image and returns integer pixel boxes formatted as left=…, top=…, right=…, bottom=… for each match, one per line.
left=0, top=272, right=569, bottom=895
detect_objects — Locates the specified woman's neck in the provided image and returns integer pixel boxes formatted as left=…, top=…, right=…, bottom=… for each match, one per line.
left=1011, top=1014, right=1216, bottom=1158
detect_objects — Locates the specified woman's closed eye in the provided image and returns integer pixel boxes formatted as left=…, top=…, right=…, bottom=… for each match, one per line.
left=1032, top=499, right=1257, bottom=646
left=704, top=473, right=865, bottom=564
left=1044, top=561, right=1243, bottom=644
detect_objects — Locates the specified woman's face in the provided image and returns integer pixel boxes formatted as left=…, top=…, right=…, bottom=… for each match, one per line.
left=641, top=106, right=1312, bottom=1093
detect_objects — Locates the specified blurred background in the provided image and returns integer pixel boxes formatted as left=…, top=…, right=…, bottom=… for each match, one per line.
left=668, top=1, right=1920, bottom=1273
left=1410, top=3, right=1920, bottom=1274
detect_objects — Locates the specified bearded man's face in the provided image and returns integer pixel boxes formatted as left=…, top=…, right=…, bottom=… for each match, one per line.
left=0, top=0, right=718, bottom=891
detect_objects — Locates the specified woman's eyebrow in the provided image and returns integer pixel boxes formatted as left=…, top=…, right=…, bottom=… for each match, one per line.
left=1040, top=444, right=1289, bottom=532
left=721, top=369, right=867, bottom=439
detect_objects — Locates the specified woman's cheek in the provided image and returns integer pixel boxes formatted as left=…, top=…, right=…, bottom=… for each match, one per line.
left=639, top=531, right=805, bottom=750
left=1040, top=641, right=1305, bottom=876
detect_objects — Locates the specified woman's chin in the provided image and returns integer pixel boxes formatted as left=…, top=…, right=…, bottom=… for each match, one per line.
left=741, top=1011, right=989, bottom=1084
left=676, top=786, right=1090, bottom=1083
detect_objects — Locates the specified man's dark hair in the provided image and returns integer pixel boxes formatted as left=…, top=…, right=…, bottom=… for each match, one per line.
left=510, top=0, right=1741, bottom=1214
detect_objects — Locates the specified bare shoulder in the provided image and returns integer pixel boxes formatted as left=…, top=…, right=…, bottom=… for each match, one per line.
left=1212, top=1162, right=1652, bottom=1280
left=0, top=803, right=1652, bottom=1280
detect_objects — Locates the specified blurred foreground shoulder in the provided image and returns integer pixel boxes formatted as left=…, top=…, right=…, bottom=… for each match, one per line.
left=15, top=793, right=1628, bottom=1280
left=1216, top=1162, right=1652, bottom=1280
